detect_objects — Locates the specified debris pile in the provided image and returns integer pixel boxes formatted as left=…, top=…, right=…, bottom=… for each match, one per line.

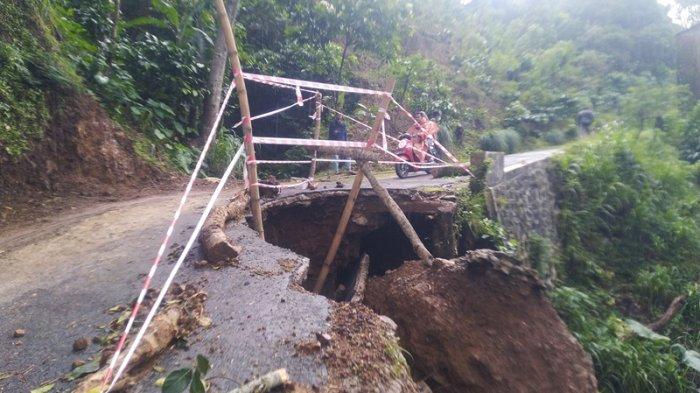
left=365, top=250, right=598, bottom=393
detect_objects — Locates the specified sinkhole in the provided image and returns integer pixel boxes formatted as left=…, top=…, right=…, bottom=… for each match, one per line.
left=253, top=189, right=465, bottom=298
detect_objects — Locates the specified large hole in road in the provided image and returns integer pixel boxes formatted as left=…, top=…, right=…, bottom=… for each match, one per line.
left=250, top=189, right=598, bottom=393
left=253, top=189, right=460, bottom=298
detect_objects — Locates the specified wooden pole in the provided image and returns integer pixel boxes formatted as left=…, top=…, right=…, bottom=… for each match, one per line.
left=308, top=92, right=323, bottom=179
left=213, top=0, right=265, bottom=239
left=359, top=161, right=433, bottom=263
left=313, top=79, right=395, bottom=293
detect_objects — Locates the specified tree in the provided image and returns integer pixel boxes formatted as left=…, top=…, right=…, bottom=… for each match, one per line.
left=621, top=84, right=685, bottom=131
left=326, top=0, right=406, bottom=82
left=199, top=0, right=237, bottom=147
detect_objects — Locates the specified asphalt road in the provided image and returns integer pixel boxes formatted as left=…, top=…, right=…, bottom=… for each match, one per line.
left=0, top=148, right=559, bottom=392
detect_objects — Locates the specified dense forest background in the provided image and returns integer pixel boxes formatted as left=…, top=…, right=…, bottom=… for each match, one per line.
left=1, top=0, right=700, bottom=392
left=2, top=0, right=699, bottom=172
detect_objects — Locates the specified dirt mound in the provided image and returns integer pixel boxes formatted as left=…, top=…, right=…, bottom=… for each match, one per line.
left=365, top=250, right=597, bottom=393
left=1, top=93, right=162, bottom=196
left=0, top=93, right=175, bottom=227
left=323, top=302, right=425, bottom=393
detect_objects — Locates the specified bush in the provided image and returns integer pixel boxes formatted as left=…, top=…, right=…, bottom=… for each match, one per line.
left=544, top=129, right=566, bottom=145
left=680, top=103, right=700, bottom=164
left=479, top=129, right=521, bottom=153
left=551, top=286, right=693, bottom=393
left=206, top=133, right=242, bottom=177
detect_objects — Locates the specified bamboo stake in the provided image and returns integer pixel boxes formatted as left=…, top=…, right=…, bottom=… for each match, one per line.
left=313, top=79, right=395, bottom=293
left=360, top=161, right=433, bottom=263
left=213, top=0, right=265, bottom=240
left=308, top=92, right=323, bottom=179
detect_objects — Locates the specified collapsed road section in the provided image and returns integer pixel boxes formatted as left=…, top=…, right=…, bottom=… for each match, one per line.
left=61, top=186, right=597, bottom=392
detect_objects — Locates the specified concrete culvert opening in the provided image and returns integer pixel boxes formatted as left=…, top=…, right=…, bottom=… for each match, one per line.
left=254, top=189, right=459, bottom=298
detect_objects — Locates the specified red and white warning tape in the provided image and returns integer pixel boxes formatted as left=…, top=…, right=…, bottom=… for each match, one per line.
left=231, top=95, right=315, bottom=129
left=107, top=145, right=245, bottom=392
left=100, top=81, right=237, bottom=390
left=244, top=72, right=388, bottom=96
left=252, top=136, right=368, bottom=148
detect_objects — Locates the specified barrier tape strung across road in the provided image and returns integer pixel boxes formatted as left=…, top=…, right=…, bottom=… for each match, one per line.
left=100, top=81, right=237, bottom=390
left=107, top=145, right=245, bottom=392
left=252, top=136, right=369, bottom=148
left=231, top=95, right=315, bottom=129
left=243, top=72, right=388, bottom=96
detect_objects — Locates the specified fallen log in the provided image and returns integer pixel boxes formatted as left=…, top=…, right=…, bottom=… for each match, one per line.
left=228, top=368, right=288, bottom=393
left=74, top=306, right=183, bottom=393
left=648, top=294, right=688, bottom=332
left=349, top=254, right=370, bottom=303
left=200, top=190, right=249, bottom=262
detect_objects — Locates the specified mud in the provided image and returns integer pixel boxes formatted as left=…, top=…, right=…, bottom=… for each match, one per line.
left=257, top=189, right=457, bottom=296
left=365, top=249, right=598, bottom=393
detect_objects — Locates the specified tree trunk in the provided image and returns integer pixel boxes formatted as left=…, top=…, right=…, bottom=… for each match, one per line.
left=337, top=34, right=350, bottom=83
left=111, top=0, right=120, bottom=41
left=199, top=0, right=239, bottom=148
left=648, top=295, right=688, bottom=332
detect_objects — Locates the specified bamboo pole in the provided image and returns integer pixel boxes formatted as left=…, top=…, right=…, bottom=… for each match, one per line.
left=213, top=0, right=265, bottom=239
left=359, top=161, right=433, bottom=263
left=313, top=79, right=395, bottom=293
left=308, top=92, right=323, bottom=179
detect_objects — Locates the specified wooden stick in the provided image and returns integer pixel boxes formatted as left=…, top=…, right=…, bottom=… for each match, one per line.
left=350, top=254, right=370, bottom=303
left=648, top=294, right=688, bottom=332
left=228, top=369, right=289, bottom=393
left=308, top=92, right=323, bottom=179
left=360, top=161, right=433, bottom=263
left=313, top=79, right=395, bottom=293
left=213, top=0, right=265, bottom=240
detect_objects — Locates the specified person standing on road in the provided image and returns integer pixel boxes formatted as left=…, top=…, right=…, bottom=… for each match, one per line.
left=329, top=114, right=353, bottom=174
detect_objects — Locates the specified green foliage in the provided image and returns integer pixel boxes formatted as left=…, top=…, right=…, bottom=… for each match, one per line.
left=620, top=83, right=691, bottom=130
left=551, top=128, right=700, bottom=391
left=551, top=286, right=693, bottom=392
left=162, top=354, right=210, bottom=393
left=554, top=129, right=700, bottom=284
left=0, top=0, right=80, bottom=156
left=479, top=129, right=521, bottom=153
left=206, top=132, right=242, bottom=177
left=680, top=103, right=700, bottom=164
left=454, top=187, right=517, bottom=254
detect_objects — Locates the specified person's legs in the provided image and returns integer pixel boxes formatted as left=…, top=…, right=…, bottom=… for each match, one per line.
left=342, top=156, right=352, bottom=172
left=331, top=154, right=340, bottom=174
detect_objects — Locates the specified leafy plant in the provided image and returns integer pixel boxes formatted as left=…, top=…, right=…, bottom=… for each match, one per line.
left=162, top=354, right=210, bottom=393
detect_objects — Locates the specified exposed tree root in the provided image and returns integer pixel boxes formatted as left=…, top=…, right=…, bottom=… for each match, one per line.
left=73, top=306, right=183, bottom=392
left=200, top=190, right=249, bottom=262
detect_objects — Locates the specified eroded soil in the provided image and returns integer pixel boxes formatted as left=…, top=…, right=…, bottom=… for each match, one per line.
left=365, top=250, right=598, bottom=393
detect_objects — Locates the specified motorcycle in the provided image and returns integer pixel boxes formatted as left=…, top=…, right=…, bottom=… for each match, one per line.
left=394, top=133, right=437, bottom=178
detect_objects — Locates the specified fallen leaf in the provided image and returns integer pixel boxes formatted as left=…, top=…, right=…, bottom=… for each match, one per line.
left=683, top=349, right=700, bottom=372
left=625, top=319, right=670, bottom=342
left=153, top=365, right=165, bottom=373
left=155, top=377, right=166, bottom=387
left=108, top=305, right=124, bottom=313
left=30, top=383, right=54, bottom=393
left=198, top=316, right=212, bottom=328
left=0, top=372, right=11, bottom=381
left=65, top=360, right=100, bottom=381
